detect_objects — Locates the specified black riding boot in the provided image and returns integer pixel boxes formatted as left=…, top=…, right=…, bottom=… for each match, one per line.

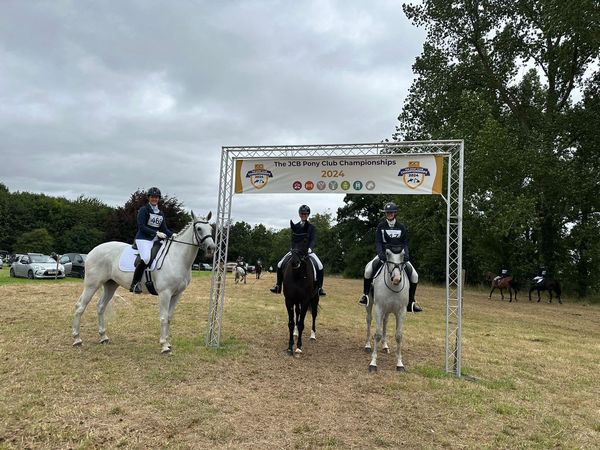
left=407, top=282, right=423, bottom=312
left=270, top=266, right=283, bottom=294
left=129, top=261, right=147, bottom=294
left=316, top=269, right=326, bottom=296
left=358, top=277, right=372, bottom=306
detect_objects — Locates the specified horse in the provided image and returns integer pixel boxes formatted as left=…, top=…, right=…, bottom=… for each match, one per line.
left=234, top=265, right=247, bottom=284
left=365, top=245, right=410, bottom=373
left=283, top=220, right=319, bottom=355
left=71, top=212, right=216, bottom=353
left=486, top=272, right=519, bottom=302
left=529, top=278, right=562, bottom=303
left=255, top=262, right=262, bottom=279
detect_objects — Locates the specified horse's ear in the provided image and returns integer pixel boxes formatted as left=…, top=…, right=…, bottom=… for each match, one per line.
left=290, top=219, right=294, bottom=230
left=191, top=211, right=196, bottom=220
left=206, top=211, right=212, bottom=221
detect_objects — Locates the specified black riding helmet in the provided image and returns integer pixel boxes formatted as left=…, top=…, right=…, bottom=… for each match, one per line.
left=298, top=204, right=310, bottom=215
left=147, top=187, right=162, bottom=198
left=382, top=202, right=398, bottom=213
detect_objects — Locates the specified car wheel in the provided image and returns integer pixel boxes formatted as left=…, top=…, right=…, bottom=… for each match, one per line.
left=9, top=268, right=15, bottom=277
left=27, top=270, right=34, bottom=279
left=80, top=268, right=85, bottom=279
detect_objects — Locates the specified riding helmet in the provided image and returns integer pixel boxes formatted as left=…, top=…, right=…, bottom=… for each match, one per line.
left=298, top=204, right=311, bottom=215
left=382, top=202, right=398, bottom=213
left=147, top=187, right=162, bottom=198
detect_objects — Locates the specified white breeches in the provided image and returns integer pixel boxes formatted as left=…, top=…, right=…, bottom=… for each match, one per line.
left=278, top=251, right=323, bottom=270
left=136, top=238, right=157, bottom=264
left=364, top=256, right=418, bottom=283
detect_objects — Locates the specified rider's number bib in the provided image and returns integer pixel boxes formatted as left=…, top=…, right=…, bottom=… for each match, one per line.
left=147, top=213, right=164, bottom=228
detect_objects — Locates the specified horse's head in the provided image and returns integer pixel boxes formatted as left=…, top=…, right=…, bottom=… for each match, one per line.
left=385, top=245, right=405, bottom=286
left=191, top=211, right=216, bottom=256
left=289, top=220, right=309, bottom=269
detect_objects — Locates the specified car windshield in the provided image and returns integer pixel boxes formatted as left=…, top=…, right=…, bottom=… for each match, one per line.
left=30, top=255, right=55, bottom=264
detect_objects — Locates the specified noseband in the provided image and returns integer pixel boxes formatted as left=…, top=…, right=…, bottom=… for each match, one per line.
left=382, top=257, right=406, bottom=293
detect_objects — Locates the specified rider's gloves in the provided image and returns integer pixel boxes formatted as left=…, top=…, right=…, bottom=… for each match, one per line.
left=156, top=231, right=167, bottom=239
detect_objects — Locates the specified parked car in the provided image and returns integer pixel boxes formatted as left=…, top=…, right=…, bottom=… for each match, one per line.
left=246, top=265, right=255, bottom=273
left=226, top=262, right=237, bottom=272
left=199, top=263, right=212, bottom=271
left=59, top=253, right=87, bottom=278
left=10, top=253, right=66, bottom=279
left=0, top=258, right=3, bottom=269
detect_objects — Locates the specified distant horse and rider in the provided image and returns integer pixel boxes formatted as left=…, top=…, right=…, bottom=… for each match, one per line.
left=255, top=261, right=263, bottom=279
left=529, top=267, right=562, bottom=303
left=486, top=270, right=519, bottom=302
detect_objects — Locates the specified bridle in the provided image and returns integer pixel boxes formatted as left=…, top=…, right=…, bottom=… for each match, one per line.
left=378, top=249, right=407, bottom=293
left=169, top=219, right=214, bottom=248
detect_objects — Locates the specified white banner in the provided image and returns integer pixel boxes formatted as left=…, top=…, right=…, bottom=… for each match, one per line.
left=234, top=155, right=443, bottom=195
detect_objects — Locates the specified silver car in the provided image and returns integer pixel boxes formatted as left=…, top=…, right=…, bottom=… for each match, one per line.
left=10, top=253, right=66, bottom=279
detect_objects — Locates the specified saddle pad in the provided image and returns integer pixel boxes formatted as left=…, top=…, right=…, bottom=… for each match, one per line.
left=118, top=244, right=164, bottom=272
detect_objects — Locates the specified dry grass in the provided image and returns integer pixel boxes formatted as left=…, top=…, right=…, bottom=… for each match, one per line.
left=1, top=272, right=599, bottom=449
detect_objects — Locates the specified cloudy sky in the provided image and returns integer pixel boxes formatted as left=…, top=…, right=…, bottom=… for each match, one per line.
left=0, top=0, right=426, bottom=229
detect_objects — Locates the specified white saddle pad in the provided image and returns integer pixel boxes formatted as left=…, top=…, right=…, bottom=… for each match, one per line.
left=118, top=244, right=164, bottom=272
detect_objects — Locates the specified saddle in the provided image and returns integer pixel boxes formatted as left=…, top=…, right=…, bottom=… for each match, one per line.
left=281, top=253, right=317, bottom=281
left=118, top=240, right=165, bottom=272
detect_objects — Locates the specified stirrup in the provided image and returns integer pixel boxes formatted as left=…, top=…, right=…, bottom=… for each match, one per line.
left=358, top=294, right=369, bottom=306
left=270, top=285, right=281, bottom=294
left=407, top=301, right=423, bottom=313
left=318, top=288, right=326, bottom=296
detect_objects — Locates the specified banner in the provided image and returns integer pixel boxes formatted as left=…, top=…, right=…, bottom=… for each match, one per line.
left=234, top=155, right=443, bottom=195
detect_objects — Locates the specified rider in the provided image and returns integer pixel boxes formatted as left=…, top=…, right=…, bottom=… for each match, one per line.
left=129, top=187, right=173, bottom=293
left=532, top=266, right=546, bottom=285
left=236, top=256, right=247, bottom=275
left=494, top=268, right=510, bottom=283
left=358, top=201, right=422, bottom=313
left=270, top=204, right=326, bottom=296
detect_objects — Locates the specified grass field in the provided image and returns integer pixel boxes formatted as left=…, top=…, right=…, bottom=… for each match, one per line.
left=0, top=269, right=598, bottom=449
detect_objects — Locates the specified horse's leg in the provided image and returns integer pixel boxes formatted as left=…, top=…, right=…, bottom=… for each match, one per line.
left=72, top=283, right=101, bottom=346
left=499, top=288, right=505, bottom=301
left=394, top=310, right=407, bottom=372
left=548, top=290, right=552, bottom=303
left=529, top=287, right=533, bottom=301
left=488, top=286, right=496, bottom=299
left=96, top=281, right=119, bottom=344
left=286, top=303, right=295, bottom=355
left=364, top=303, right=373, bottom=352
left=164, top=292, right=183, bottom=351
left=310, top=296, right=318, bottom=341
left=295, top=304, right=308, bottom=353
left=537, top=289, right=542, bottom=302
left=158, top=291, right=174, bottom=353
left=293, top=303, right=300, bottom=338
left=382, top=313, right=390, bottom=354
left=369, top=306, right=383, bottom=372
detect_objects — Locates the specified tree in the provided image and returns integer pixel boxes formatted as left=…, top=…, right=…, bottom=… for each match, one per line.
left=14, top=228, right=54, bottom=254
left=393, top=0, right=600, bottom=292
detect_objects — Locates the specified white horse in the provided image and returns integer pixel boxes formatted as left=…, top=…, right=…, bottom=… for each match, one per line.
left=72, top=212, right=215, bottom=353
left=364, top=247, right=410, bottom=372
left=234, top=265, right=246, bottom=284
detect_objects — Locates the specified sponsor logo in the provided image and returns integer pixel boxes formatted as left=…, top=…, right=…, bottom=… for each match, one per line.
left=292, top=181, right=302, bottom=191
left=245, top=163, right=273, bottom=189
left=328, top=181, right=338, bottom=190
left=399, top=161, right=430, bottom=189
left=366, top=180, right=375, bottom=190
left=353, top=180, right=363, bottom=190
left=305, top=181, right=314, bottom=190
left=317, top=181, right=326, bottom=190
left=341, top=180, right=351, bottom=190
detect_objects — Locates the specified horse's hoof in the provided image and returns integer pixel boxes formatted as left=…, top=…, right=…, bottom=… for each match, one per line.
left=383, top=347, right=390, bottom=354
left=161, top=347, right=172, bottom=354
left=396, top=366, right=406, bottom=372
left=364, top=346, right=371, bottom=353
left=368, top=365, right=377, bottom=373
left=310, top=331, right=316, bottom=340
left=295, top=348, right=302, bottom=354
left=287, top=349, right=293, bottom=356
left=72, top=339, right=82, bottom=347
left=99, top=338, right=110, bottom=345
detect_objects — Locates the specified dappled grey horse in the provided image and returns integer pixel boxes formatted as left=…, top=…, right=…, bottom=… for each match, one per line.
left=364, top=246, right=410, bottom=372
left=234, top=265, right=246, bottom=284
left=72, top=212, right=215, bottom=353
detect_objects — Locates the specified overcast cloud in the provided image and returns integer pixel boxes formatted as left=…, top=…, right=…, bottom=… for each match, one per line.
left=0, top=0, right=425, bottom=229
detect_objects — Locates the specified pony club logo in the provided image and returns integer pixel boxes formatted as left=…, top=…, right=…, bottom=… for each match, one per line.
left=399, top=160, right=431, bottom=189
left=245, top=163, right=273, bottom=189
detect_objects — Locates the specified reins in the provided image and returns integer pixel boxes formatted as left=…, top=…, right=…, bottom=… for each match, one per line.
left=153, top=219, right=213, bottom=270
left=376, top=258, right=407, bottom=294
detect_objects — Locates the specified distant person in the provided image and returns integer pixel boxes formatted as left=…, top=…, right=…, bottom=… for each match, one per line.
left=532, top=266, right=547, bottom=285
left=130, top=187, right=173, bottom=293
left=494, top=268, right=510, bottom=283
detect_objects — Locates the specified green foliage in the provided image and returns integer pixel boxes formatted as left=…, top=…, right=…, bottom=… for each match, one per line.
left=14, top=228, right=54, bottom=254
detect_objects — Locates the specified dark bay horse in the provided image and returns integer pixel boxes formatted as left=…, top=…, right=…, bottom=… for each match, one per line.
left=529, top=278, right=562, bottom=303
left=486, top=272, right=519, bottom=302
left=283, top=220, right=319, bottom=355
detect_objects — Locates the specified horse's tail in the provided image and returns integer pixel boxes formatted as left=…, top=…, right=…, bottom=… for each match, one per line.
left=510, top=279, right=520, bottom=292
left=554, top=280, right=562, bottom=296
